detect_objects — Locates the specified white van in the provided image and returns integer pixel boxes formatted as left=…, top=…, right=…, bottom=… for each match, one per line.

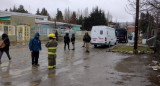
left=91, top=26, right=117, bottom=47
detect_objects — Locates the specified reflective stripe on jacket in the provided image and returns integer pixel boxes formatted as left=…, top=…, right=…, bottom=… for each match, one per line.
left=45, top=39, right=58, bottom=55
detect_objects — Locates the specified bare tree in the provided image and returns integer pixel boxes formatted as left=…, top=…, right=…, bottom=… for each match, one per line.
left=127, top=0, right=160, bottom=28
left=64, top=7, right=72, bottom=23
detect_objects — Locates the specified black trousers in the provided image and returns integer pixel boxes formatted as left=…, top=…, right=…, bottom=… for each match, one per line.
left=0, top=50, right=11, bottom=59
left=31, top=51, right=39, bottom=65
left=64, top=42, right=70, bottom=50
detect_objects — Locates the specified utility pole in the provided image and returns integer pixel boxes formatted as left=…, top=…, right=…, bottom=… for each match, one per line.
left=55, top=19, right=57, bottom=29
left=134, top=0, right=140, bottom=54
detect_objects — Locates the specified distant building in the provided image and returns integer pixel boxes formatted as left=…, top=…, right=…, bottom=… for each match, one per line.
left=0, top=11, right=81, bottom=42
left=127, top=24, right=135, bottom=34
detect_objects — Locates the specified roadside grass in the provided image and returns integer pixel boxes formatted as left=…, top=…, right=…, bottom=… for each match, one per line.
left=112, top=45, right=153, bottom=52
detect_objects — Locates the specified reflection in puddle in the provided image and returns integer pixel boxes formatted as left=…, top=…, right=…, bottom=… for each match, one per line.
left=72, top=60, right=83, bottom=66
left=1, top=62, right=12, bottom=78
left=29, top=79, right=41, bottom=86
left=4, top=82, right=12, bottom=86
left=56, top=67, right=69, bottom=75
left=48, top=70, right=56, bottom=78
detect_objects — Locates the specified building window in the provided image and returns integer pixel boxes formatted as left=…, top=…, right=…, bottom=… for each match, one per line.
left=35, top=28, right=47, bottom=35
left=0, top=25, right=15, bottom=35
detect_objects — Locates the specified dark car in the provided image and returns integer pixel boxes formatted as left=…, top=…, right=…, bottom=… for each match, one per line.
left=116, top=28, right=128, bottom=43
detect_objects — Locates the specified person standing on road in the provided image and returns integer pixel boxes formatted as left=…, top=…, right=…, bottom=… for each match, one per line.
left=55, top=30, right=58, bottom=41
left=83, top=32, right=91, bottom=53
left=64, top=33, right=70, bottom=50
left=29, top=32, right=41, bottom=66
left=45, top=33, right=58, bottom=69
left=82, top=33, right=87, bottom=47
left=71, top=33, right=75, bottom=50
left=0, top=33, right=11, bottom=64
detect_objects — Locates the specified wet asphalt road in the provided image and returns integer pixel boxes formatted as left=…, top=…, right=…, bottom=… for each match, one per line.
left=0, top=41, right=154, bottom=86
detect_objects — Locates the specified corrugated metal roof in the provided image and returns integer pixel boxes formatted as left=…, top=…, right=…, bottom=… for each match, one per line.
left=35, top=20, right=82, bottom=27
left=0, top=10, right=82, bottom=27
left=0, top=10, right=48, bottom=19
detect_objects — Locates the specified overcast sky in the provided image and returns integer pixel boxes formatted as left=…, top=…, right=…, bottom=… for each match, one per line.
left=0, top=0, right=134, bottom=22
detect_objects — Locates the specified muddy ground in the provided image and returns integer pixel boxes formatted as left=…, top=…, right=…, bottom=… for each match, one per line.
left=0, top=41, right=158, bottom=86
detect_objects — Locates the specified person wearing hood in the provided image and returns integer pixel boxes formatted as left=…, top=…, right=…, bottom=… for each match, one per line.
left=29, top=32, right=42, bottom=66
left=0, top=33, right=11, bottom=64
left=64, top=33, right=70, bottom=50
left=45, top=33, right=58, bottom=69
left=71, top=33, right=75, bottom=50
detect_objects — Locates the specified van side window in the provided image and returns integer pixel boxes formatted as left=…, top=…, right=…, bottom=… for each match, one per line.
left=100, top=30, right=103, bottom=35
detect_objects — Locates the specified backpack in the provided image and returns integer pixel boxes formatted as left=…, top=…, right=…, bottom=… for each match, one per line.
left=0, top=39, right=5, bottom=49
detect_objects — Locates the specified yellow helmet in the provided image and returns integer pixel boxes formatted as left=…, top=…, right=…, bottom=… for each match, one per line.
left=49, top=33, right=56, bottom=38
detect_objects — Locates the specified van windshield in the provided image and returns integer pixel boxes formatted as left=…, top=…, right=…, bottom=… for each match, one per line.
left=116, top=31, right=126, bottom=36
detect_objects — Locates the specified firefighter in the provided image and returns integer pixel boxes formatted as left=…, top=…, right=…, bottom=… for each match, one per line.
left=45, top=33, right=58, bottom=69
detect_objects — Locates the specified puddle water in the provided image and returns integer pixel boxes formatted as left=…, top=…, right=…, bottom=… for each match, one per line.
left=72, top=60, right=83, bottom=66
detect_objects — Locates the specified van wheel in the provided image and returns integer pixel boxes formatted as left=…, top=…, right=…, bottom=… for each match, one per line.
left=94, top=45, right=97, bottom=47
left=115, top=42, right=117, bottom=45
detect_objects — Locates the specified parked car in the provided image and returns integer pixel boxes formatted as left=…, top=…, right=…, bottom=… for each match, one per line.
left=115, top=28, right=128, bottom=43
left=91, top=26, right=117, bottom=47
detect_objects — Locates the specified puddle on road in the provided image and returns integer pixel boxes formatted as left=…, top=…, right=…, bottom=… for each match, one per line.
left=3, top=82, right=12, bottom=86
left=29, top=79, right=42, bottom=86
left=84, top=65, right=89, bottom=69
left=56, top=67, right=69, bottom=76
left=72, top=60, right=83, bottom=66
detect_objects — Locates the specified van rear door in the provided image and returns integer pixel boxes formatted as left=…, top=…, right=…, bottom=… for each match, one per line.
left=91, top=28, right=105, bottom=44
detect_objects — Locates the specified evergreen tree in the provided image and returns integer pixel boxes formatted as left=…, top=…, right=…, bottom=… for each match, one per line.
left=13, top=6, right=17, bottom=12
left=9, top=8, right=12, bottom=12
left=40, top=8, right=51, bottom=20
left=9, top=5, right=28, bottom=13
left=83, top=7, right=107, bottom=31
left=139, top=12, right=155, bottom=33
left=36, top=8, right=40, bottom=15
left=17, top=5, right=28, bottom=13
left=70, top=11, right=77, bottom=24
left=56, top=9, right=63, bottom=22
left=5, top=9, right=8, bottom=11
left=77, top=15, right=83, bottom=25
left=41, top=8, right=48, bottom=15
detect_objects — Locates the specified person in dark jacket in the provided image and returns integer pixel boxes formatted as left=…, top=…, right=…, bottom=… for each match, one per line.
left=82, top=33, right=87, bottom=47
left=0, top=33, right=11, bottom=64
left=64, top=33, right=70, bottom=50
left=83, top=32, right=91, bottom=53
left=55, top=30, right=58, bottom=41
left=29, top=32, right=42, bottom=66
left=71, top=33, right=75, bottom=50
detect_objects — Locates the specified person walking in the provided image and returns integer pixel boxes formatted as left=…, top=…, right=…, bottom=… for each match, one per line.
left=71, top=33, right=75, bottom=50
left=29, top=32, right=41, bottom=66
left=0, top=33, right=11, bottom=64
left=45, top=33, right=58, bottom=69
left=83, top=32, right=91, bottom=53
left=64, top=33, right=70, bottom=50
left=55, top=30, right=58, bottom=41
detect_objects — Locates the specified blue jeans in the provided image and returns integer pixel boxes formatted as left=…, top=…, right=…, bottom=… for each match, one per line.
left=0, top=50, right=11, bottom=60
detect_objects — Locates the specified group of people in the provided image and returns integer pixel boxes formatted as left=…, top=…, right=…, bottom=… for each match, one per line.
left=0, top=32, right=91, bottom=70
left=29, top=32, right=58, bottom=69
left=64, top=32, right=91, bottom=53
left=64, top=33, right=75, bottom=50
